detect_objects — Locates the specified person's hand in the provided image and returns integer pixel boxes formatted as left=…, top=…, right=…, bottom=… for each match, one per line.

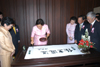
left=11, top=51, right=15, bottom=56
left=31, top=41, right=34, bottom=45
left=45, top=37, right=48, bottom=40
left=74, top=40, right=77, bottom=44
left=69, top=37, right=73, bottom=41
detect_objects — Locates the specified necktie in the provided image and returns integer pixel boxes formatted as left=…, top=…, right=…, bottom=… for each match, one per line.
left=80, top=24, right=82, bottom=31
left=13, top=26, right=16, bottom=34
left=90, top=24, right=92, bottom=29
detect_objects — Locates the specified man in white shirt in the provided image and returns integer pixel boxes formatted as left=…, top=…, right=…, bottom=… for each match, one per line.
left=87, top=11, right=100, bottom=52
left=74, top=15, right=89, bottom=44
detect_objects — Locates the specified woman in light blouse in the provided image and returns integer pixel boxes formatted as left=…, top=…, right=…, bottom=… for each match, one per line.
left=0, top=17, right=15, bottom=67
left=66, top=16, right=77, bottom=43
left=31, top=19, right=50, bottom=45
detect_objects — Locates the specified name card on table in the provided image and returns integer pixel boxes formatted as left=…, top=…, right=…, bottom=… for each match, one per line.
left=24, top=44, right=85, bottom=59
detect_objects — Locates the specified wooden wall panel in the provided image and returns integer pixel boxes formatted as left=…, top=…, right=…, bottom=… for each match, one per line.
left=47, top=0, right=53, bottom=45
left=0, top=0, right=100, bottom=48
left=60, top=0, right=67, bottom=44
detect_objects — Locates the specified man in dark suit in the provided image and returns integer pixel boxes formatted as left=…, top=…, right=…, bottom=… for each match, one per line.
left=74, top=15, right=89, bottom=44
left=87, top=11, right=100, bottom=52
left=9, top=21, right=20, bottom=56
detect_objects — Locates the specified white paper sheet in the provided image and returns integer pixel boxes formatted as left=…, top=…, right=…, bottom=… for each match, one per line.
left=24, top=44, right=85, bottom=59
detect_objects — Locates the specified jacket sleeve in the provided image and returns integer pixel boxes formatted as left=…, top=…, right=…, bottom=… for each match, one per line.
left=0, top=32, right=14, bottom=52
left=46, top=25, right=50, bottom=34
left=97, top=22, right=100, bottom=39
left=12, top=43, right=15, bottom=50
left=74, top=25, right=78, bottom=40
left=66, top=24, right=70, bottom=37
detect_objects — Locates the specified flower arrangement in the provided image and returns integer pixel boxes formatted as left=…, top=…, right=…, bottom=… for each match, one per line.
left=78, top=29, right=95, bottom=51
left=78, top=39, right=94, bottom=49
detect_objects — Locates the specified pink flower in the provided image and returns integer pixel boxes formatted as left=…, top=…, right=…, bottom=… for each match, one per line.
left=82, top=25, right=85, bottom=29
left=91, top=42, right=93, bottom=44
left=16, top=28, right=19, bottom=32
left=91, top=28, right=94, bottom=33
left=78, top=43, right=81, bottom=45
left=90, top=45, right=93, bottom=48
left=86, top=43, right=89, bottom=46
left=79, top=39, right=85, bottom=43
left=85, top=40, right=89, bottom=43
left=78, top=43, right=84, bottom=45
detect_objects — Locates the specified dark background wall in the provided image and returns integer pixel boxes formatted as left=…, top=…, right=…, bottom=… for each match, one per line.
left=0, top=0, right=100, bottom=48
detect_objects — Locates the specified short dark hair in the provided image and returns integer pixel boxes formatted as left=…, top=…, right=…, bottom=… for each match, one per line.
left=0, top=11, right=3, bottom=16
left=36, top=19, right=44, bottom=25
left=96, top=16, right=100, bottom=20
left=78, top=15, right=85, bottom=20
left=70, top=16, right=77, bottom=23
left=1, top=17, right=15, bottom=26
left=96, top=13, right=100, bottom=16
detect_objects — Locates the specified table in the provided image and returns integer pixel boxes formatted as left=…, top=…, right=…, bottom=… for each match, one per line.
left=11, top=46, right=100, bottom=67
left=25, top=44, right=85, bottom=59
